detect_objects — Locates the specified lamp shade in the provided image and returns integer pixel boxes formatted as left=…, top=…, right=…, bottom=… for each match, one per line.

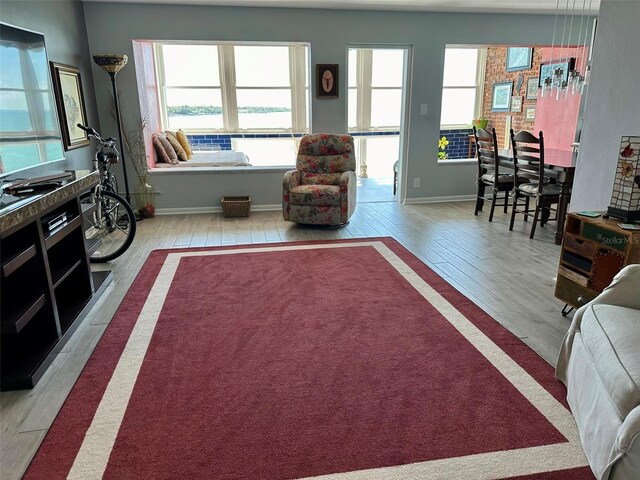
left=93, top=54, right=128, bottom=74
left=608, top=136, right=640, bottom=222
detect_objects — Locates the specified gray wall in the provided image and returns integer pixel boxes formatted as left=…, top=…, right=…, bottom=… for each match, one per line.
left=570, top=0, right=640, bottom=212
left=81, top=2, right=577, bottom=209
left=2, top=0, right=99, bottom=175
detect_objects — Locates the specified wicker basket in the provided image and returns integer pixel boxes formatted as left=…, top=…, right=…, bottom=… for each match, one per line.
left=220, top=196, right=251, bottom=218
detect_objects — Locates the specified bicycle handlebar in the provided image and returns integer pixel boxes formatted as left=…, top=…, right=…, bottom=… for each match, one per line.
left=78, top=124, right=116, bottom=148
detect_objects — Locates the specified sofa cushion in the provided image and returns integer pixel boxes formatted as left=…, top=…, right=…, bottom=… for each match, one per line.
left=289, top=184, right=340, bottom=206
left=581, top=304, right=640, bottom=418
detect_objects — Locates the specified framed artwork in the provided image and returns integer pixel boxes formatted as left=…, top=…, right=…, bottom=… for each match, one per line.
left=510, top=96, right=523, bottom=112
left=538, top=58, right=576, bottom=87
left=506, top=47, right=533, bottom=72
left=50, top=62, right=89, bottom=150
left=526, top=77, right=539, bottom=100
left=524, top=105, right=536, bottom=122
left=316, top=64, right=338, bottom=99
left=491, top=82, right=513, bottom=112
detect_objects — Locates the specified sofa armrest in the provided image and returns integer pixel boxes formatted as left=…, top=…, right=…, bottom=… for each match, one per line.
left=602, top=405, right=640, bottom=479
left=557, top=265, right=640, bottom=384
left=282, top=170, right=301, bottom=221
left=340, top=171, right=357, bottom=224
left=572, top=265, right=640, bottom=331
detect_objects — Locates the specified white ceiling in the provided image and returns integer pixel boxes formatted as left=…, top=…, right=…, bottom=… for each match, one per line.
left=82, top=0, right=601, bottom=15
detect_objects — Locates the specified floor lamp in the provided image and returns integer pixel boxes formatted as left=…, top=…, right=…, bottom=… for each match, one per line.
left=92, top=54, right=132, bottom=205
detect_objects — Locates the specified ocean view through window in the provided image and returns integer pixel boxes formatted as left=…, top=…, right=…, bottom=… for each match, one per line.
left=153, top=41, right=309, bottom=167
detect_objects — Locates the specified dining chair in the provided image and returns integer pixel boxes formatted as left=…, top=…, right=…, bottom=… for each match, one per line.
left=473, top=127, right=513, bottom=222
left=508, top=129, right=561, bottom=239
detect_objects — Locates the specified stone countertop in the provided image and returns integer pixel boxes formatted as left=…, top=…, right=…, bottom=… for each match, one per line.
left=0, top=170, right=99, bottom=235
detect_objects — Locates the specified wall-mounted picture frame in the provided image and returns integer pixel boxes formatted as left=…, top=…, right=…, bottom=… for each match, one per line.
left=524, top=105, right=536, bottom=122
left=526, top=77, right=539, bottom=100
left=491, top=81, right=513, bottom=112
left=538, top=58, right=576, bottom=87
left=510, top=96, right=523, bottom=112
left=316, top=64, right=338, bottom=99
left=506, top=47, right=533, bottom=72
left=50, top=62, right=90, bottom=150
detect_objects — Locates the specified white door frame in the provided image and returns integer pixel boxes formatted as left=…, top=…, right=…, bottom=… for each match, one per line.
left=346, top=44, right=413, bottom=203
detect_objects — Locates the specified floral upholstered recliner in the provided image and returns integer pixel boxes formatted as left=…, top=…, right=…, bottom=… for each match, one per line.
left=283, top=133, right=357, bottom=226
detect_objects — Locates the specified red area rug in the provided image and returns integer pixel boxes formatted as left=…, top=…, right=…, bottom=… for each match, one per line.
left=25, top=238, right=592, bottom=479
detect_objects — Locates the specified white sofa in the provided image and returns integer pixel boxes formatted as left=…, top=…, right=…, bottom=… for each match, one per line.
left=556, top=264, right=640, bottom=480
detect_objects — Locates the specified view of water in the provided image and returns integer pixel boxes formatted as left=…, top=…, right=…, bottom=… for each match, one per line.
left=167, top=112, right=293, bottom=130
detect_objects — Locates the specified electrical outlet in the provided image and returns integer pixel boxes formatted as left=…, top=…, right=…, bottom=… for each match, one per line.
left=420, top=104, right=428, bottom=115
left=413, top=178, right=421, bottom=188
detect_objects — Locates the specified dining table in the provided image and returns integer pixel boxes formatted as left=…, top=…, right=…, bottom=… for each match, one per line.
left=496, top=148, right=576, bottom=245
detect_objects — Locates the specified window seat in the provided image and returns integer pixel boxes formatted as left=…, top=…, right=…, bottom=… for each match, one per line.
left=153, top=150, right=252, bottom=168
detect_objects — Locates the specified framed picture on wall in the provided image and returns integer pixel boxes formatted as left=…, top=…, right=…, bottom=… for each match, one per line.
left=510, top=96, right=523, bottom=112
left=50, top=62, right=90, bottom=150
left=491, top=81, right=513, bottom=112
left=538, top=58, right=576, bottom=87
left=526, top=77, right=539, bottom=100
left=316, top=64, right=338, bottom=99
left=506, top=47, right=533, bottom=72
left=524, top=105, right=536, bottom=122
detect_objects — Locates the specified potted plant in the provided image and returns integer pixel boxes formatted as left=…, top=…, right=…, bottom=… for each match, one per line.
left=472, top=117, right=489, bottom=130
left=122, top=114, right=155, bottom=218
left=110, top=94, right=155, bottom=218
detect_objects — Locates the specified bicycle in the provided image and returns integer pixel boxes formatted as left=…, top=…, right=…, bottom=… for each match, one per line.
left=78, top=124, right=136, bottom=263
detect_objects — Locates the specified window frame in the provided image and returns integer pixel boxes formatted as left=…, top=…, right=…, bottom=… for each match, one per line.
left=154, top=40, right=310, bottom=134
left=440, top=47, right=487, bottom=130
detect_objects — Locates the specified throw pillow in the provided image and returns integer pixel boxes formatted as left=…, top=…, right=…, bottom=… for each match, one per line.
left=165, top=131, right=188, bottom=161
left=152, top=133, right=179, bottom=165
left=176, top=129, right=193, bottom=159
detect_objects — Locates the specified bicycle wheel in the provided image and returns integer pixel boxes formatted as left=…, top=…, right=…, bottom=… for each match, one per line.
left=82, top=190, right=136, bottom=263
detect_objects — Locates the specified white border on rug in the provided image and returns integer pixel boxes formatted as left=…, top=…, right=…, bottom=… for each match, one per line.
left=67, top=241, right=588, bottom=480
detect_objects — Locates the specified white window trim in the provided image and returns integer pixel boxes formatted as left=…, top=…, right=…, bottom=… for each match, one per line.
left=154, top=41, right=310, bottom=134
left=440, top=47, right=486, bottom=130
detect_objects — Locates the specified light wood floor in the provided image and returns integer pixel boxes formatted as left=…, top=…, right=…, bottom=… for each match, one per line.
left=0, top=201, right=572, bottom=479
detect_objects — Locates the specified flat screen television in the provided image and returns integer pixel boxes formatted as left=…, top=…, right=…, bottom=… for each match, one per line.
left=0, top=22, right=65, bottom=178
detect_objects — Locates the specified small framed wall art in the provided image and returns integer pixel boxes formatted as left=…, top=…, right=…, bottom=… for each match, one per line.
left=506, top=47, right=533, bottom=72
left=510, top=96, right=523, bottom=112
left=316, top=64, right=338, bottom=99
left=491, top=81, right=513, bottom=112
left=50, top=62, right=90, bottom=150
left=526, top=77, right=539, bottom=100
left=524, top=105, right=536, bottom=122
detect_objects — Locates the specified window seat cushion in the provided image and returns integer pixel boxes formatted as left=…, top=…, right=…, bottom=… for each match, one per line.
left=152, top=150, right=252, bottom=168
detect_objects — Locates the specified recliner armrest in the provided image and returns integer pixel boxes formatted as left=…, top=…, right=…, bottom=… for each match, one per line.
left=283, top=169, right=301, bottom=191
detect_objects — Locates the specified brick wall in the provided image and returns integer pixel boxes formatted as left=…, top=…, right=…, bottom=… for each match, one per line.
left=482, top=47, right=542, bottom=148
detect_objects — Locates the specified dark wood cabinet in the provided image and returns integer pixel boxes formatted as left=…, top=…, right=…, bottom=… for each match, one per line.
left=0, top=172, right=112, bottom=390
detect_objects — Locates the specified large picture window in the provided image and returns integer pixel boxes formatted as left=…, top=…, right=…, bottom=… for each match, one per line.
left=440, top=47, right=486, bottom=128
left=155, top=41, right=309, bottom=134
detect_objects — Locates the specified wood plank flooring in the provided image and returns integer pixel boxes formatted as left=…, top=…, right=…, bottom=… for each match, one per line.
left=0, top=201, right=572, bottom=480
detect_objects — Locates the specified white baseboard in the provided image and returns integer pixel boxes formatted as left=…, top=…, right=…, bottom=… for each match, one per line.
left=155, top=204, right=281, bottom=215
left=403, top=195, right=476, bottom=204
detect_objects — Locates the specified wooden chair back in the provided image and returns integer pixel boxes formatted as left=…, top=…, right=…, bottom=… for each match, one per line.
left=510, top=129, right=545, bottom=193
left=473, top=127, right=500, bottom=180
